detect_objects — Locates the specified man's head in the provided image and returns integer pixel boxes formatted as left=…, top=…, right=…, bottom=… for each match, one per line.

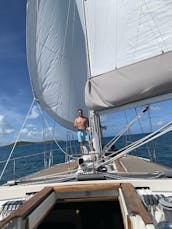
left=78, top=109, right=83, bottom=117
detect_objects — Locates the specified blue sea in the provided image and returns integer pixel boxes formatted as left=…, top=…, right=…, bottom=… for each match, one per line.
left=0, top=133, right=172, bottom=185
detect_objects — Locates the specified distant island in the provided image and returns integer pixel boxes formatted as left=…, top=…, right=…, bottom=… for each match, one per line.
left=0, top=140, right=62, bottom=148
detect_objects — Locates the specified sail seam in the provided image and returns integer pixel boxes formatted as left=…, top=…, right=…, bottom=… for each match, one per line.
left=61, top=0, right=71, bottom=61
left=142, top=0, right=167, bottom=52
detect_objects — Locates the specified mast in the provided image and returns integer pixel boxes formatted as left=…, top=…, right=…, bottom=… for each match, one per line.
left=83, top=0, right=103, bottom=154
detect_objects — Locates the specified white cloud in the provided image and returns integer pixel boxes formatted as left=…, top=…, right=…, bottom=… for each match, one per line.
left=0, top=99, right=67, bottom=145
left=28, top=106, right=39, bottom=119
left=0, top=127, right=14, bottom=136
left=20, top=126, right=50, bottom=140
left=18, top=124, right=67, bottom=142
left=4, top=129, right=14, bottom=134
left=20, top=128, right=42, bottom=141
left=0, top=114, right=15, bottom=136
left=0, top=114, right=4, bottom=123
left=20, top=128, right=29, bottom=134
left=0, top=100, right=24, bottom=126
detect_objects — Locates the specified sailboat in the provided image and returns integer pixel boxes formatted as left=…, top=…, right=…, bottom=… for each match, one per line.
left=0, top=0, right=172, bottom=228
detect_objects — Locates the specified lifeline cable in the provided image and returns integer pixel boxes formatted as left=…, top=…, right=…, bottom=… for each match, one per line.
left=0, top=98, right=35, bottom=181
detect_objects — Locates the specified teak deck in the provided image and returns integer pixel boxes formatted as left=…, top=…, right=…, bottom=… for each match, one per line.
left=25, top=155, right=168, bottom=181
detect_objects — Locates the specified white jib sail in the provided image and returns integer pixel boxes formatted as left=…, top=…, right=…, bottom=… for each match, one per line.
left=26, top=0, right=88, bottom=130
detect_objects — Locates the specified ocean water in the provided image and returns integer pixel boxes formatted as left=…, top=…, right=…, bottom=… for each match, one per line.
left=0, top=133, right=172, bottom=185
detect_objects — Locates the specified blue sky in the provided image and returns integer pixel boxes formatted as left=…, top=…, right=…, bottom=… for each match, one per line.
left=0, top=1, right=67, bottom=146
left=0, top=1, right=172, bottom=146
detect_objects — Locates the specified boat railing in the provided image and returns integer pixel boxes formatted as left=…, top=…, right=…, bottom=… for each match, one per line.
left=0, top=145, right=80, bottom=184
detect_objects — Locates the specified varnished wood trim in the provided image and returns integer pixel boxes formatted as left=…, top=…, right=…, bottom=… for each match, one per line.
left=121, top=183, right=153, bottom=225
left=0, top=187, right=53, bottom=228
left=127, top=216, right=132, bottom=229
left=53, top=183, right=120, bottom=193
left=28, top=192, right=55, bottom=229
left=12, top=187, right=53, bottom=217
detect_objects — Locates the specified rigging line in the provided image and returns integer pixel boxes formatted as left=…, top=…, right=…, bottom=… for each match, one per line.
left=134, top=107, right=144, bottom=133
left=66, top=131, right=73, bottom=159
left=135, top=107, right=152, bottom=160
left=49, top=123, right=54, bottom=158
left=36, top=103, right=76, bottom=160
left=42, top=109, right=47, bottom=168
left=65, top=131, right=69, bottom=161
left=104, top=106, right=149, bottom=151
left=69, top=133, right=74, bottom=158
left=0, top=98, right=36, bottom=181
left=124, top=111, right=132, bottom=146
left=97, top=122, right=172, bottom=169
left=147, top=106, right=154, bottom=132
left=103, top=125, right=172, bottom=169
left=148, top=106, right=157, bottom=162
left=71, top=133, right=77, bottom=155
left=97, top=118, right=172, bottom=166
left=107, top=121, right=171, bottom=160
left=48, top=116, right=56, bottom=155
left=124, top=112, right=129, bottom=147
left=142, top=0, right=167, bottom=52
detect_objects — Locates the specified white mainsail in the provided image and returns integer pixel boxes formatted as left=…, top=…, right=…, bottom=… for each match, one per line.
left=26, top=0, right=88, bottom=130
left=82, top=0, right=172, bottom=111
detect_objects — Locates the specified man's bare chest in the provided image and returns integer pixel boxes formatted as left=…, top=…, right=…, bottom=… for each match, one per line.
left=76, top=117, right=87, bottom=124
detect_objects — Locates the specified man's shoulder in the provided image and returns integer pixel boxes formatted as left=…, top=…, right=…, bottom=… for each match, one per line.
left=83, top=116, right=88, bottom=121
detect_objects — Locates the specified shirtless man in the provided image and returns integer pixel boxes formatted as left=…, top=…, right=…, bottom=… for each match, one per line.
left=74, top=109, right=94, bottom=154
